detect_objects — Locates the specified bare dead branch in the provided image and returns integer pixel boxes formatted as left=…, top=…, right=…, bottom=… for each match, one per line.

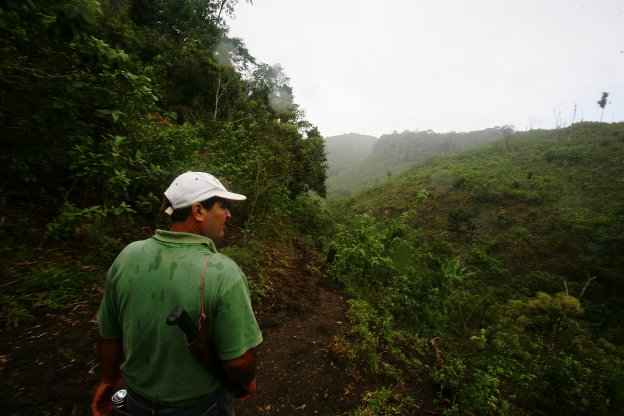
left=428, top=337, right=445, bottom=370
left=216, top=0, right=229, bottom=21
left=578, top=274, right=598, bottom=301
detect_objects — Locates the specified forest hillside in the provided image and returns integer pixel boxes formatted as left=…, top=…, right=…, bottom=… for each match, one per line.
left=327, top=127, right=509, bottom=198
left=326, top=122, right=624, bottom=415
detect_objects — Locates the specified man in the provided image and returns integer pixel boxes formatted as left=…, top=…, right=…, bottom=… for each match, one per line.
left=91, top=171, right=263, bottom=416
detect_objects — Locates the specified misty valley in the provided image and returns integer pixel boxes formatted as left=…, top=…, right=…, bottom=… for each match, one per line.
left=1, top=1, right=622, bottom=414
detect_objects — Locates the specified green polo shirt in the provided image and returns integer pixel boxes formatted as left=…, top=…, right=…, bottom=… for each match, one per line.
left=97, top=230, right=262, bottom=407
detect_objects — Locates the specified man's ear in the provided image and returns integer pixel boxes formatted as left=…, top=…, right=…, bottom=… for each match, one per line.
left=190, top=203, right=204, bottom=221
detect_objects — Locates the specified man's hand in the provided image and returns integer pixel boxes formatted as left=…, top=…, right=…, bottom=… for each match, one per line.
left=223, top=349, right=257, bottom=402
left=90, top=375, right=124, bottom=416
left=92, top=337, right=124, bottom=416
left=236, top=378, right=257, bottom=403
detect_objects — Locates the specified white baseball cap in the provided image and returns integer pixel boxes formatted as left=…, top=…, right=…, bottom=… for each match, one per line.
left=164, top=171, right=246, bottom=215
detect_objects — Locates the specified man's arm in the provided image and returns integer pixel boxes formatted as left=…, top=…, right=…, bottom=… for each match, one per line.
left=222, top=348, right=257, bottom=401
left=91, top=337, right=124, bottom=416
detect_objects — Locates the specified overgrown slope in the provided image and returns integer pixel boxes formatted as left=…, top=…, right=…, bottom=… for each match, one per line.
left=350, top=122, right=624, bottom=312
left=327, top=127, right=509, bottom=198
left=328, top=122, right=624, bottom=415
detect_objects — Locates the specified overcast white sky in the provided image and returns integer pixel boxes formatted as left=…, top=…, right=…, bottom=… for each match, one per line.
left=226, top=0, right=624, bottom=138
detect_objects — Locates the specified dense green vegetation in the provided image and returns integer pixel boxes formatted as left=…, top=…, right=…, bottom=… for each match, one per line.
left=0, top=0, right=328, bottom=325
left=3, top=2, right=623, bottom=415
left=327, top=127, right=510, bottom=198
left=328, top=122, right=624, bottom=415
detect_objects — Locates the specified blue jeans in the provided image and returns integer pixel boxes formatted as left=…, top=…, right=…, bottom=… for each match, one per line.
left=124, top=388, right=234, bottom=416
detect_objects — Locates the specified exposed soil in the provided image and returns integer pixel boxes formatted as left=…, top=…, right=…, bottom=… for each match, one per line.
left=0, top=242, right=436, bottom=415
left=235, top=254, right=378, bottom=416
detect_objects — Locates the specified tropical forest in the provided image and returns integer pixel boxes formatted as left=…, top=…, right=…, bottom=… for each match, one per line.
left=1, top=1, right=623, bottom=415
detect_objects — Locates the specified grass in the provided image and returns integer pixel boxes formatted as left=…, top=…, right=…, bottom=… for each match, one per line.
left=0, top=265, right=98, bottom=328
left=351, top=387, right=416, bottom=416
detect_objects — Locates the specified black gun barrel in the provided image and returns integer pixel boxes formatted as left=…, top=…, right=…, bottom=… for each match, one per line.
left=166, top=305, right=199, bottom=344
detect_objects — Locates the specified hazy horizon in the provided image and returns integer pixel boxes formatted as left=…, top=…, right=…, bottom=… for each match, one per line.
left=227, top=0, right=624, bottom=138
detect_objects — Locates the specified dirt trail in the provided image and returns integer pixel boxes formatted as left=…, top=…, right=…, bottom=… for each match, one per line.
left=0, top=250, right=376, bottom=415
left=1, top=285, right=102, bottom=416
left=237, top=271, right=370, bottom=415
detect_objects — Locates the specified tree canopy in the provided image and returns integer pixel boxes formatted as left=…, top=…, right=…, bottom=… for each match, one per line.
left=0, top=0, right=327, bottom=237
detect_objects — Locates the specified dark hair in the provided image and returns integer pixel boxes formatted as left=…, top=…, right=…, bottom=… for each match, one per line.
left=169, top=196, right=229, bottom=222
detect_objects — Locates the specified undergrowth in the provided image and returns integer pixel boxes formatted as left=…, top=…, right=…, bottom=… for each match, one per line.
left=328, top=123, right=624, bottom=415
left=1, top=265, right=97, bottom=328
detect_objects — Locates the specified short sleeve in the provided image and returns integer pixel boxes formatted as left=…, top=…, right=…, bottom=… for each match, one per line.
left=213, top=271, right=263, bottom=360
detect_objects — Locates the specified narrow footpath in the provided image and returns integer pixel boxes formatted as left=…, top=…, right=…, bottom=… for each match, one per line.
left=236, top=278, right=368, bottom=415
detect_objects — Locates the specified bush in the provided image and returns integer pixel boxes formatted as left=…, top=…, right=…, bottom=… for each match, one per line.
left=0, top=265, right=96, bottom=327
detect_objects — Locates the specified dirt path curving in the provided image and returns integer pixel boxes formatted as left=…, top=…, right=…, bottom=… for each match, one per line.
left=236, top=277, right=368, bottom=415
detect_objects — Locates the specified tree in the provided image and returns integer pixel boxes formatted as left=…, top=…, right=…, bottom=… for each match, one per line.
left=1, top=0, right=328, bottom=243
left=597, top=91, right=609, bottom=122
left=126, top=0, right=250, bottom=37
left=502, top=124, right=514, bottom=151
left=0, top=0, right=157, bottom=202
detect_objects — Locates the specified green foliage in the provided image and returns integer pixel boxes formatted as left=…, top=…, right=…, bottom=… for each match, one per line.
left=0, top=292, right=34, bottom=328
left=220, top=242, right=270, bottom=305
left=597, top=92, right=609, bottom=121
left=487, top=292, right=624, bottom=414
left=329, top=123, right=624, bottom=415
left=0, top=265, right=96, bottom=327
left=330, top=214, right=394, bottom=299
left=351, top=387, right=417, bottom=416
left=45, top=201, right=133, bottom=251
left=0, top=0, right=328, bottom=248
left=0, top=0, right=158, bottom=194
left=333, top=299, right=392, bottom=372
left=447, top=207, right=476, bottom=235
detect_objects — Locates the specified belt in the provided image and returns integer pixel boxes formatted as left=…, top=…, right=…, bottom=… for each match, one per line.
left=126, top=388, right=223, bottom=416
left=127, top=388, right=173, bottom=410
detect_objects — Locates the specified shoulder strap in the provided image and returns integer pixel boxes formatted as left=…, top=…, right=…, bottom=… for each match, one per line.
left=197, top=253, right=215, bottom=329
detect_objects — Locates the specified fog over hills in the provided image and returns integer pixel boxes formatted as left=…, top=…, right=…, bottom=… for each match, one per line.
left=324, top=128, right=509, bottom=198
left=324, top=133, right=378, bottom=177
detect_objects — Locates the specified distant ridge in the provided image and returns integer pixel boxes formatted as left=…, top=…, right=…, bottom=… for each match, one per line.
left=326, top=127, right=509, bottom=198
left=324, top=133, right=378, bottom=177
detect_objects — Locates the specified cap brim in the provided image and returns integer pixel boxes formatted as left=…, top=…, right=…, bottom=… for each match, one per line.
left=213, top=191, right=247, bottom=201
